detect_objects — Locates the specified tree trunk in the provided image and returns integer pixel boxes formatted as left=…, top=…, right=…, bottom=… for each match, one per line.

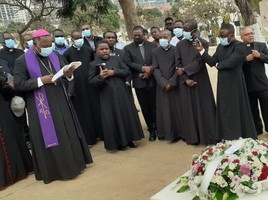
left=235, top=0, right=256, bottom=26
left=118, top=0, right=139, bottom=40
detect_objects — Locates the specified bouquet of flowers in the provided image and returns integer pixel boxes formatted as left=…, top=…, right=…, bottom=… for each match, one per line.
left=177, top=138, right=268, bottom=200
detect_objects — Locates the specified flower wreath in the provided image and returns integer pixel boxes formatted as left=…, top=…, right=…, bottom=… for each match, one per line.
left=177, top=138, right=268, bottom=200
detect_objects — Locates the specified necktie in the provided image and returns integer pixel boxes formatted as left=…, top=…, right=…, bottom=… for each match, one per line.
left=139, top=45, right=145, bottom=60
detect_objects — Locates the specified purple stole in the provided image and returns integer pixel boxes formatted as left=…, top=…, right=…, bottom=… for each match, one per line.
left=25, top=47, right=59, bottom=148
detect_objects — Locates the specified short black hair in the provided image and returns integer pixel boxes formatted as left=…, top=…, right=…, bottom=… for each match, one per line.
left=132, top=25, right=145, bottom=34
left=184, top=19, right=198, bottom=30
left=53, top=28, right=64, bottom=35
left=96, top=40, right=109, bottom=49
left=144, top=29, right=149, bottom=35
left=150, top=26, right=160, bottom=31
left=174, top=19, right=184, bottom=24
left=165, top=17, right=173, bottom=23
left=70, top=29, right=81, bottom=38
left=221, top=23, right=235, bottom=34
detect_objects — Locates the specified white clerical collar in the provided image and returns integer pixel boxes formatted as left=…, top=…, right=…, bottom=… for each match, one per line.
left=72, top=44, right=81, bottom=51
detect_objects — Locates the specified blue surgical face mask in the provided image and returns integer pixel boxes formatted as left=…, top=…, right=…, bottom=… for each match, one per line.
left=74, top=38, right=84, bottom=48
left=183, top=31, right=193, bottom=40
left=159, top=39, right=169, bottom=48
left=82, top=29, right=91, bottom=38
left=55, top=37, right=65, bottom=45
left=219, top=37, right=230, bottom=46
left=52, top=42, right=55, bottom=50
left=173, top=28, right=183, bottom=38
left=27, top=40, right=33, bottom=48
left=40, top=46, right=53, bottom=57
left=5, top=39, right=15, bottom=49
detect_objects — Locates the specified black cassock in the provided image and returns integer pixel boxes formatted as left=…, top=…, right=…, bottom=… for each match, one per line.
left=0, top=74, right=33, bottom=189
left=175, top=39, right=216, bottom=145
left=14, top=54, right=92, bottom=184
left=152, top=46, right=183, bottom=141
left=88, top=56, right=144, bottom=150
left=201, top=40, right=257, bottom=140
left=64, top=45, right=103, bottom=145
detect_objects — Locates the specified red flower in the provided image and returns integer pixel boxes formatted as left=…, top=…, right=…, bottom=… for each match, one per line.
left=262, top=143, right=268, bottom=148
left=223, top=158, right=228, bottom=163
left=261, top=165, right=268, bottom=173
left=202, top=155, right=208, bottom=160
left=233, top=159, right=240, bottom=164
left=252, top=151, right=258, bottom=156
left=259, top=172, right=268, bottom=181
left=197, top=165, right=203, bottom=174
left=258, top=166, right=268, bottom=181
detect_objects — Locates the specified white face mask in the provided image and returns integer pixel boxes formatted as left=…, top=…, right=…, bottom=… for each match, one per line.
left=40, top=46, right=53, bottom=57
left=74, top=38, right=84, bottom=48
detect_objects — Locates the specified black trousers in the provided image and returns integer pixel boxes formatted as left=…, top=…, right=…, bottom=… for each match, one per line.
left=135, top=87, right=156, bottom=132
left=248, top=90, right=268, bottom=134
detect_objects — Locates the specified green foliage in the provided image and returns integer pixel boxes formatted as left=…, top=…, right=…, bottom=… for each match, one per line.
left=57, top=0, right=112, bottom=18
left=58, top=1, right=120, bottom=35
left=5, top=22, right=25, bottom=33
left=176, top=185, right=190, bottom=193
left=136, top=6, right=163, bottom=29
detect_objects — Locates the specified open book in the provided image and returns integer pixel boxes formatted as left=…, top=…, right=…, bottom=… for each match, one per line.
left=52, top=61, right=81, bottom=82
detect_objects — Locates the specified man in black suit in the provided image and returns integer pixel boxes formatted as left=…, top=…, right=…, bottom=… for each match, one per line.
left=81, top=23, right=102, bottom=51
left=123, top=26, right=158, bottom=141
left=241, top=27, right=268, bottom=135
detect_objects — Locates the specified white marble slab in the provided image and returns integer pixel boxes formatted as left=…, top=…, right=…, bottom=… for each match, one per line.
left=151, top=173, right=268, bottom=200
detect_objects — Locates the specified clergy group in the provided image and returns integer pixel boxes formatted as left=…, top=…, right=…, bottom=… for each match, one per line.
left=1, top=17, right=268, bottom=190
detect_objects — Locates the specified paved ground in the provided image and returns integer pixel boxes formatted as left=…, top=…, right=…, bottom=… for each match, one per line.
left=1, top=47, right=268, bottom=200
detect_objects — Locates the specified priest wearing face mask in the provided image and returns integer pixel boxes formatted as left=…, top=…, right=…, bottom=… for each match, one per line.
left=64, top=29, right=103, bottom=145
left=152, top=30, right=183, bottom=142
left=0, top=32, right=24, bottom=75
left=175, top=19, right=216, bottom=145
left=52, top=29, right=69, bottom=55
left=194, top=23, right=257, bottom=141
left=14, top=29, right=93, bottom=184
left=123, top=25, right=158, bottom=142
left=170, top=20, right=184, bottom=47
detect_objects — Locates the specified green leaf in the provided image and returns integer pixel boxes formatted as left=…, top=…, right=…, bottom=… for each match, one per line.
left=177, top=185, right=190, bottom=193
left=215, top=191, right=223, bottom=200
left=192, top=196, right=200, bottom=200
left=228, top=193, right=239, bottom=200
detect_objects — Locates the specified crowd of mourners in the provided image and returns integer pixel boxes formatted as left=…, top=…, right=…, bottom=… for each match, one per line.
left=1, top=16, right=268, bottom=189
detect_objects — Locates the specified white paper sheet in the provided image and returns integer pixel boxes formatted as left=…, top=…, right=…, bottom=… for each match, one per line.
left=52, top=61, right=81, bottom=82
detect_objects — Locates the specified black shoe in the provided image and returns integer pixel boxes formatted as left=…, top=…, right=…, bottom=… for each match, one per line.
left=149, top=130, right=156, bottom=142
left=118, top=145, right=127, bottom=151
left=127, top=141, right=137, bottom=148
left=158, top=136, right=165, bottom=140
left=171, top=138, right=180, bottom=143
left=149, top=134, right=156, bottom=142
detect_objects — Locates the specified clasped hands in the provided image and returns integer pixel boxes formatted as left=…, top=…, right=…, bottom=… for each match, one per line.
left=139, top=66, right=153, bottom=79
left=99, top=67, right=114, bottom=79
left=246, top=50, right=260, bottom=61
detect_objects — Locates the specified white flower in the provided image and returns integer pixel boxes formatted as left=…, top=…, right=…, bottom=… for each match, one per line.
left=260, top=155, right=268, bottom=164
left=241, top=175, right=250, bottom=182
left=227, top=171, right=234, bottom=179
left=228, top=163, right=237, bottom=170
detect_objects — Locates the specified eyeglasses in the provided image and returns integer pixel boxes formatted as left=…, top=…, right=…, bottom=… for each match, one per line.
left=241, top=32, right=255, bottom=37
left=54, top=35, right=64, bottom=38
left=82, top=28, right=90, bottom=31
